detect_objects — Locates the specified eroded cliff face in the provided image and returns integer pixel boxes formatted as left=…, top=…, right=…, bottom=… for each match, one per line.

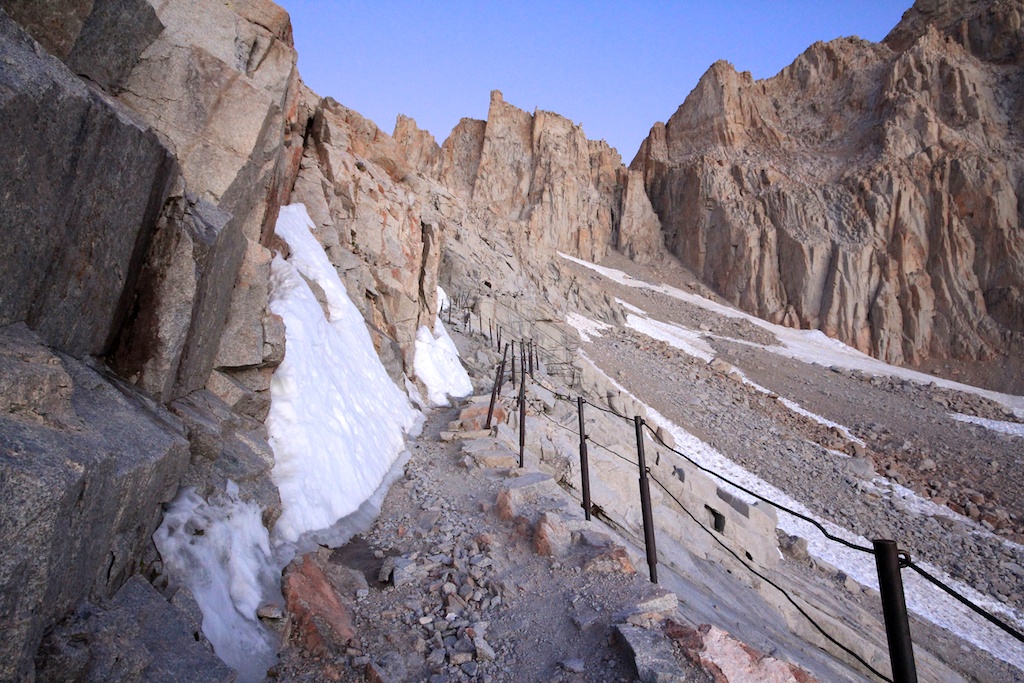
left=632, top=1, right=1024, bottom=368
left=419, top=91, right=664, bottom=268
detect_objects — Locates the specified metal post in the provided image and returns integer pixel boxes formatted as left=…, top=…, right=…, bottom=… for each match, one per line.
left=511, top=340, right=516, bottom=388
left=874, top=540, right=918, bottom=683
left=634, top=416, right=658, bottom=583
left=518, top=373, right=526, bottom=468
left=520, top=344, right=527, bottom=389
left=486, top=346, right=509, bottom=430
left=577, top=397, right=592, bottom=520
left=497, top=326, right=502, bottom=351
left=489, top=320, right=493, bottom=347
left=528, top=340, right=534, bottom=377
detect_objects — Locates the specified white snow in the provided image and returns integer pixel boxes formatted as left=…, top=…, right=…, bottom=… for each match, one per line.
left=156, top=203, right=426, bottom=681
left=268, top=204, right=419, bottom=544
left=560, top=252, right=1024, bottom=419
left=950, top=413, right=1024, bottom=438
left=577, top=344, right=1024, bottom=670
left=610, top=297, right=865, bottom=445
left=153, top=484, right=279, bottom=681
left=414, top=288, right=473, bottom=406
left=566, top=311, right=611, bottom=343
left=624, top=312, right=716, bottom=362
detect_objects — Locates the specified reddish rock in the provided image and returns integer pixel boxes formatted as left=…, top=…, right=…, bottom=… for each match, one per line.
left=282, top=554, right=355, bottom=658
left=583, top=546, right=636, bottom=575
left=495, top=490, right=516, bottom=521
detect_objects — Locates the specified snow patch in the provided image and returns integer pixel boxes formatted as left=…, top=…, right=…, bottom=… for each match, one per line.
left=415, top=295, right=473, bottom=405
left=566, top=312, right=610, bottom=343
left=560, top=252, right=1024, bottom=419
left=950, top=413, right=1024, bottom=438
left=576, top=351, right=1024, bottom=670
left=268, top=203, right=419, bottom=544
left=624, top=313, right=716, bottom=363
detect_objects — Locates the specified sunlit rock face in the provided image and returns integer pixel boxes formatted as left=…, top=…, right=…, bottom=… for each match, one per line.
left=631, top=0, right=1024, bottom=367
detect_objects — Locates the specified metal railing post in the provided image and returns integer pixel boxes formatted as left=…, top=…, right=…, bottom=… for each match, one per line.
left=577, top=397, right=592, bottom=520
left=485, top=345, right=509, bottom=430
left=511, top=340, right=516, bottom=388
left=518, top=372, right=526, bottom=468
left=634, top=416, right=658, bottom=583
left=874, top=540, right=918, bottom=683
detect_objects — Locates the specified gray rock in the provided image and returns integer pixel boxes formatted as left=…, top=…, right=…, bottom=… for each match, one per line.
left=0, top=11, right=177, bottom=358
left=66, top=0, right=164, bottom=93
left=169, top=389, right=281, bottom=526
left=615, top=624, right=691, bottom=683
left=35, top=576, right=235, bottom=683
left=0, top=325, right=190, bottom=681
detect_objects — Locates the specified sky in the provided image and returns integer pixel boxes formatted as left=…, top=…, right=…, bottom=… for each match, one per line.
left=280, top=1, right=912, bottom=162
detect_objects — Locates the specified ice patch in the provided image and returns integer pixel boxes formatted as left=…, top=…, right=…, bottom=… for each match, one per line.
left=153, top=485, right=279, bottom=681
left=950, top=413, right=1024, bottom=438
left=566, top=312, right=610, bottom=343
left=268, top=203, right=419, bottom=544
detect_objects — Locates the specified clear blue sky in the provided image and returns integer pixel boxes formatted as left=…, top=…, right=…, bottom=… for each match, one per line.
left=280, top=1, right=911, bottom=162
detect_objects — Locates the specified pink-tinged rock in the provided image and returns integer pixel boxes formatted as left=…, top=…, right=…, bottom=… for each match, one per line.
left=282, top=554, right=356, bottom=658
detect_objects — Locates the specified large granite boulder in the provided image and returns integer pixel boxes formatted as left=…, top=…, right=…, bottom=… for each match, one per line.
left=0, top=9, right=177, bottom=358
left=0, top=324, right=190, bottom=681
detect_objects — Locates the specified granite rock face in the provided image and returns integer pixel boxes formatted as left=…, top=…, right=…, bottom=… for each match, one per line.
left=0, top=10, right=176, bottom=358
left=436, top=90, right=646, bottom=264
left=632, top=1, right=1024, bottom=366
left=0, top=325, right=190, bottom=682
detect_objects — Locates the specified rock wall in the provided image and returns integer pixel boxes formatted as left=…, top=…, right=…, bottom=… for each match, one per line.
left=427, top=91, right=665, bottom=268
left=0, top=1, right=303, bottom=678
left=632, top=1, right=1024, bottom=367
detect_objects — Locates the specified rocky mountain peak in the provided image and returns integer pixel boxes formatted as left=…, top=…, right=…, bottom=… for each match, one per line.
left=885, top=0, right=1024, bottom=63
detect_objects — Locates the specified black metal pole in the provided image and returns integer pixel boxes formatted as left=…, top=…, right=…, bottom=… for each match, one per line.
left=577, top=397, right=592, bottom=520
left=528, top=340, right=534, bottom=377
left=874, top=540, right=918, bottom=683
left=486, top=345, right=509, bottom=430
left=489, top=319, right=493, bottom=347
left=634, top=416, right=658, bottom=583
left=518, top=373, right=526, bottom=468
left=511, top=340, right=517, bottom=388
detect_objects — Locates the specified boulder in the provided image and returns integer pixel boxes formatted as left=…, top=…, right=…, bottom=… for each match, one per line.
left=34, top=576, right=235, bottom=683
left=0, top=324, right=190, bottom=682
left=0, top=10, right=177, bottom=358
left=282, top=554, right=356, bottom=658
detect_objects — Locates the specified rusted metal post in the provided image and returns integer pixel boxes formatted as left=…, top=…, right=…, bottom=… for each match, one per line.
left=497, top=326, right=502, bottom=351
left=634, top=416, right=658, bottom=583
left=518, top=372, right=526, bottom=468
left=511, top=340, right=516, bottom=388
left=874, top=540, right=918, bottom=683
left=486, top=345, right=510, bottom=430
left=577, top=397, right=592, bottom=520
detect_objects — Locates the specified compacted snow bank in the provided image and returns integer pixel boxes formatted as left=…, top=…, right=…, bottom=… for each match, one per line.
left=415, top=286, right=473, bottom=406
left=155, top=204, right=448, bottom=680
left=268, top=204, right=420, bottom=545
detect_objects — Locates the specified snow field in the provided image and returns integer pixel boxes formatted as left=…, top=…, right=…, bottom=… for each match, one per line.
left=559, top=253, right=1024, bottom=419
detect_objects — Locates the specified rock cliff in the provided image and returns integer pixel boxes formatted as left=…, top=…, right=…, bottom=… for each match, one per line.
left=631, top=0, right=1024, bottom=372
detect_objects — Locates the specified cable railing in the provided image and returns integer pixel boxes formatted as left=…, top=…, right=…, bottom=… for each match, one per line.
left=441, top=292, right=1024, bottom=683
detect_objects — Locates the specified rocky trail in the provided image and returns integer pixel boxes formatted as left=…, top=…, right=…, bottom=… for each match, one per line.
left=270, top=272, right=1024, bottom=683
